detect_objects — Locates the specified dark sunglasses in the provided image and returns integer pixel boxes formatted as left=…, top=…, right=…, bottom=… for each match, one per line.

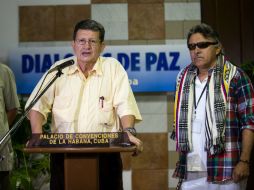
left=187, top=41, right=218, bottom=50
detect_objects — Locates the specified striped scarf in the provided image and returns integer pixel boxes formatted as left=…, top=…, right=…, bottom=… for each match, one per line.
left=172, top=54, right=237, bottom=156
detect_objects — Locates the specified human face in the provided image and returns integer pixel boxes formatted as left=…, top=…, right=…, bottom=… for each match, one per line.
left=72, top=29, right=105, bottom=66
left=188, top=33, right=221, bottom=71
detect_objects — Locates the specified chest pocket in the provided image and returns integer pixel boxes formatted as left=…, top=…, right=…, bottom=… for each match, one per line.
left=98, top=100, right=115, bottom=128
left=52, top=95, right=73, bottom=122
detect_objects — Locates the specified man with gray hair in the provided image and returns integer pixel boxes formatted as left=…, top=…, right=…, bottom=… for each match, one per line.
left=171, top=23, right=254, bottom=190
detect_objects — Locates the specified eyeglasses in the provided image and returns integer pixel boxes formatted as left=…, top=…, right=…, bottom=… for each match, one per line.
left=187, top=41, right=218, bottom=50
left=75, top=39, right=100, bottom=46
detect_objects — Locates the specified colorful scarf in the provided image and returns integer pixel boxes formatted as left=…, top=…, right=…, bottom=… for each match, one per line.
left=172, top=54, right=237, bottom=156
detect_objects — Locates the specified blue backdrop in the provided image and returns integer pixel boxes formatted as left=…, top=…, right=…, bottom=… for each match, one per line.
left=8, top=45, right=190, bottom=94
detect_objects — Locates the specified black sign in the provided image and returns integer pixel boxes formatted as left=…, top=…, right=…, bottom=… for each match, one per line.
left=27, top=132, right=131, bottom=148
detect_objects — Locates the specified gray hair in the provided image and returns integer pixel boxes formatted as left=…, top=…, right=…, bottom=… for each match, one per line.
left=187, top=23, right=224, bottom=54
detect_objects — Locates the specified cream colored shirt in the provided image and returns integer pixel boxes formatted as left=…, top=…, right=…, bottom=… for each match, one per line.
left=0, top=63, right=20, bottom=171
left=26, top=56, right=142, bottom=133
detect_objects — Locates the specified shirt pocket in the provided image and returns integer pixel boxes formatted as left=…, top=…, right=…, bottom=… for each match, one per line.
left=52, top=95, right=73, bottom=123
left=98, top=100, right=115, bottom=128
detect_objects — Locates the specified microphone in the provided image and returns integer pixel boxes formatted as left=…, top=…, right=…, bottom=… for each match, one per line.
left=48, top=59, right=75, bottom=74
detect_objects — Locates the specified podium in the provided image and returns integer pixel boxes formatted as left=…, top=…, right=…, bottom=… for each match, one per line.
left=23, top=133, right=136, bottom=190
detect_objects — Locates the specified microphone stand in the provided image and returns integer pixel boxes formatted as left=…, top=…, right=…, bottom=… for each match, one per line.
left=0, top=69, right=64, bottom=161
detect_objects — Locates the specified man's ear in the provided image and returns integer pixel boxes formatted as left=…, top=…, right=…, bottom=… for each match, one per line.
left=216, top=45, right=222, bottom=55
left=100, top=41, right=106, bottom=53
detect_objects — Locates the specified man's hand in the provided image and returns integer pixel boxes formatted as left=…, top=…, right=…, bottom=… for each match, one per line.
left=120, top=115, right=143, bottom=155
left=232, top=161, right=249, bottom=182
left=233, top=129, right=253, bottom=182
left=125, top=131, right=143, bottom=156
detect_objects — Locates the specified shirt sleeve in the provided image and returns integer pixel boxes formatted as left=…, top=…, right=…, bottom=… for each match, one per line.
left=25, top=56, right=76, bottom=124
left=235, top=69, right=254, bottom=130
left=113, top=63, right=142, bottom=122
left=25, top=72, right=55, bottom=124
left=2, top=65, right=20, bottom=111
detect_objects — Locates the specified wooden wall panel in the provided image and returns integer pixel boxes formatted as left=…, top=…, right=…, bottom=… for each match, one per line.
left=121, top=152, right=132, bottom=170
left=200, top=0, right=217, bottom=28
left=240, top=0, right=254, bottom=63
left=201, top=0, right=254, bottom=65
left=201, top=0, right=241, bottom=64
left=128, top=0, right=164, bottom=3
left=132, top=169, right=168, bottom=190
left=92, top=0, right=127, bottom=3
left=19, top=6, right=55, bottom=42
left=19, top=5, right=91, bottom=42
left=131, top=133, right=168, bottom=169
left=128, top=3, right=165, bottom=40
left=55, top=5, right=91, bottom=41
left=216, top=0, right=241, bottom=64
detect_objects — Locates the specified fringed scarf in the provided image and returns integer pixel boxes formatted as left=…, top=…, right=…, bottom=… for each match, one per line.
left=171, top=55, right=237, bottom=182
left=172, top=54, right=237, bottom=156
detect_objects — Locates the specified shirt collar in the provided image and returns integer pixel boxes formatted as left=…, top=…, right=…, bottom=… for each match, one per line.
left=92, top=57, right=103, bottom=76
left=67, top=56, right=103, bottom=76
